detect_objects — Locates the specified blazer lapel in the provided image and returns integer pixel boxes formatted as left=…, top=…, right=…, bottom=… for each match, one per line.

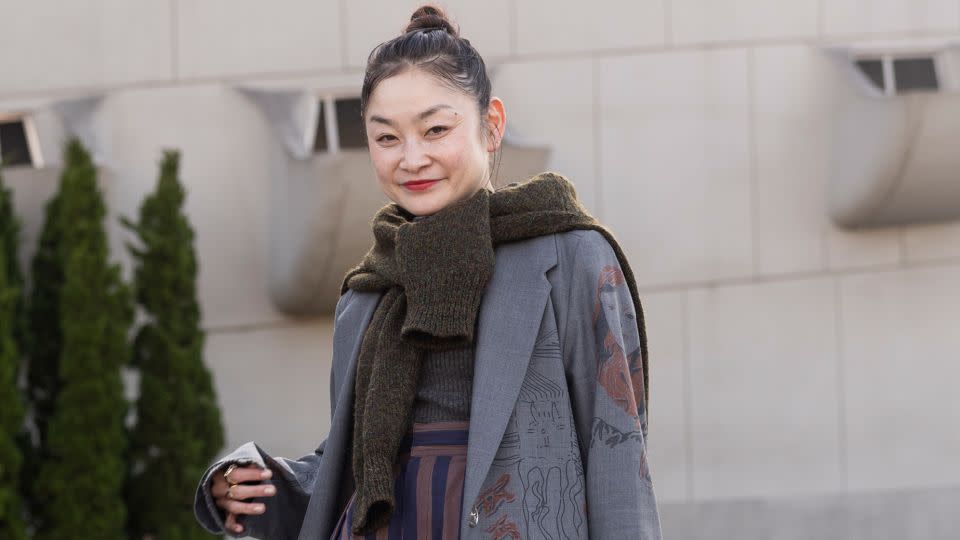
left=461, top=234, right=558, bottom=523
left=298, top=290, right=381, bottom=540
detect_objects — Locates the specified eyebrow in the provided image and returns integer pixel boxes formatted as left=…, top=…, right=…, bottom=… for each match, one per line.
left=367, top=104, right=454, bottom=127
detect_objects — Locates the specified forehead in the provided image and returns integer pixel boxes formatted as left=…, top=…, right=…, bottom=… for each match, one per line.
left=366, top=69, right=474, bottom=120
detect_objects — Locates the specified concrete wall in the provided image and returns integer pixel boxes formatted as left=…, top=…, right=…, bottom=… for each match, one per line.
left=2, top=0, right=960, bottom=536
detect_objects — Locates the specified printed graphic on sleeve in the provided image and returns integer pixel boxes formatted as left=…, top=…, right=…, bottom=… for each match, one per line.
left=592, top=265, right=645, bottom=427
left=591, top=417, right=651, bottom=482
left=591, top=265, right=652, bottom=482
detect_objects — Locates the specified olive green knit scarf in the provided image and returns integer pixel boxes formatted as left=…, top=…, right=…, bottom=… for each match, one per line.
left=339, top=171, right=649, bottom=535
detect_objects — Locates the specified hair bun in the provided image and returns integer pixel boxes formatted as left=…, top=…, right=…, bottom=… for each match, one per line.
left=404, top=4, right=459, bottom=38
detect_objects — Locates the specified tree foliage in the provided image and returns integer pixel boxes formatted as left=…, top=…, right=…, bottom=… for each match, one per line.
left=125, top=149, right=225, bottom=540
left=33, top=138, right=132, bottom=540
left=25, top=158, right=64, bottom=460
left=0, top=165, right=28, bottom=540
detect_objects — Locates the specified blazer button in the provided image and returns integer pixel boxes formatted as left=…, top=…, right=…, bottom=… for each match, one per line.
left=468, top=505, right=479, bottom=527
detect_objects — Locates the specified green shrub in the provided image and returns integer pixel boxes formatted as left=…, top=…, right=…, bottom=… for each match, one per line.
left=33, top=138, right=132, bottom=540
left=0, top=166, right=27, bottom=540
left=124, top=149, right=225, bottom=540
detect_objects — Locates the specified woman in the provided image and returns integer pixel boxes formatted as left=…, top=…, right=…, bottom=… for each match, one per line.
left=194, top=5, right=661, bottom=539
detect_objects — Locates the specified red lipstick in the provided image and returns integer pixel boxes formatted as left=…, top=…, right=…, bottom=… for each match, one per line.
left=402, top=179, right=441, bottom=191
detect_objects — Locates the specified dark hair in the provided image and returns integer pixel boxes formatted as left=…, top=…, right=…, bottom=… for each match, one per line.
left=360, top=4, right=502, bottom=180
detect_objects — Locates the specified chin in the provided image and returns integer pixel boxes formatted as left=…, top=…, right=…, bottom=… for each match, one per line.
left=397, top=191, right=453, bottom=217
left=405, top=200, right=445, bottom=217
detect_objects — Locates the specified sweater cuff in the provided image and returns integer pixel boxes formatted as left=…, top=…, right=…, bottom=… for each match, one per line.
left=351, top=460, right=396, bottom=535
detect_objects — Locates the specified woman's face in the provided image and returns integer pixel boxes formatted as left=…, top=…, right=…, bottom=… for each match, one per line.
left=364, top=68, right=505, bottom=217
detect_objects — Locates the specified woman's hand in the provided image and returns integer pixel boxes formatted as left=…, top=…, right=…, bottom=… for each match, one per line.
left=210, top=463, right=276, bottom=535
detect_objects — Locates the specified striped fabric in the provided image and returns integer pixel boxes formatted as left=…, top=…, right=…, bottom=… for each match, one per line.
left=330, top=420, right=470, bottom=540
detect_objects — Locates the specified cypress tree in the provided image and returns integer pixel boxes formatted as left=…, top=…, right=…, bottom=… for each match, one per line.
left=23, top=157, right=65, bottom=515
left=0, top=165, right=26, bottom=357
left=23, top=152, right=66, bottom=534
left=125, top=149, right=224, bottom=540
left=0, top=166, right=28, bottom=540
left=34, top=138, right=132, bottom=540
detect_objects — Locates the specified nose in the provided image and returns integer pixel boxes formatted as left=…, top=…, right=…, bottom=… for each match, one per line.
left=399, top=139, right=430, bottom=171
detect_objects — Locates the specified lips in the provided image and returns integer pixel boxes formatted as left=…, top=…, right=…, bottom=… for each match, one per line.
left=402, top=179, right=441, bottom=191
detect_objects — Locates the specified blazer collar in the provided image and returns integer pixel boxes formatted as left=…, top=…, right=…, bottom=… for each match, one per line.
left=461, top=234, right=558, bottom=522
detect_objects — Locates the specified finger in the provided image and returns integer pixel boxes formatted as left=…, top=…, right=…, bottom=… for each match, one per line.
left=224, top=513, right=243, bottom=535
left=210, top=475, right=228, bottom=498
left=214, top=495, right=231, bottom=511
left=226, top=465, right=272, bottom=485
left=222, top=499, right=266, bottom=517
left=212, top=483, right=269, bottom=506
left=213, top=487, right=265, bottom=511
left=226, top=482, right=277, bottom=501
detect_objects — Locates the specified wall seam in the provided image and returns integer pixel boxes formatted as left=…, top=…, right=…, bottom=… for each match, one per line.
left=633, top=255, right=960, bottom=294
left=170, top=0, right=179, bottom=81
left=339, top=0, right=349, bottom=69
left=820, top=223, right=830, bottom=272
left=205, top=318, right=330, bottom=335
left=7, top=29, right=960, bottom=100
left=833, top=276, right=849, bottom=492
left=747, top=47, right=760, bottom=276
left=682, top=289, right=695, bottom=501
left=509, top=0, right=518, bottom=56
left=898, top=228, right=908, bottom=265
left=663, top=0, right=673, bottom=46
left=592, top=57, right=603, bottom=221
left=817, top=0, right=826, bottom=39
left=0, top=66, right=366, bottom=103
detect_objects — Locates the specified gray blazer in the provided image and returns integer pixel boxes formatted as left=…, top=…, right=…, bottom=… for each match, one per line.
left=194, top=230, right=662, bottom=539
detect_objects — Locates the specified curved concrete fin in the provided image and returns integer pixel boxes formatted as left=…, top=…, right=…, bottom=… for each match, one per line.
left=826, top=47, right=960, bottom=229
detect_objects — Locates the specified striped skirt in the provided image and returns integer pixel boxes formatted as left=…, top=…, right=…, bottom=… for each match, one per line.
left=330, top=420, right=470, bottom=540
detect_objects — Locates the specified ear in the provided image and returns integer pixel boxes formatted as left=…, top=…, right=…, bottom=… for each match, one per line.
left=485, top=97, right=506, bottom=152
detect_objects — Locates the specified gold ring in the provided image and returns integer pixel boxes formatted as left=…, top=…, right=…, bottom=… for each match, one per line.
left=223, top=463, right=240, bottom=486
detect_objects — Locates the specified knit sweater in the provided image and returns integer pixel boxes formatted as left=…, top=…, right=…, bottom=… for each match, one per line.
left=411, top=346, right=474, bottom=424
left=408, top=214, right=474, bottom=426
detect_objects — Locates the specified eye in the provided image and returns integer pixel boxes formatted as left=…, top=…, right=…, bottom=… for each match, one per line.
left=376, top=134, right=397, bottom=143
left=427, top=125, right=448, bottom=136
